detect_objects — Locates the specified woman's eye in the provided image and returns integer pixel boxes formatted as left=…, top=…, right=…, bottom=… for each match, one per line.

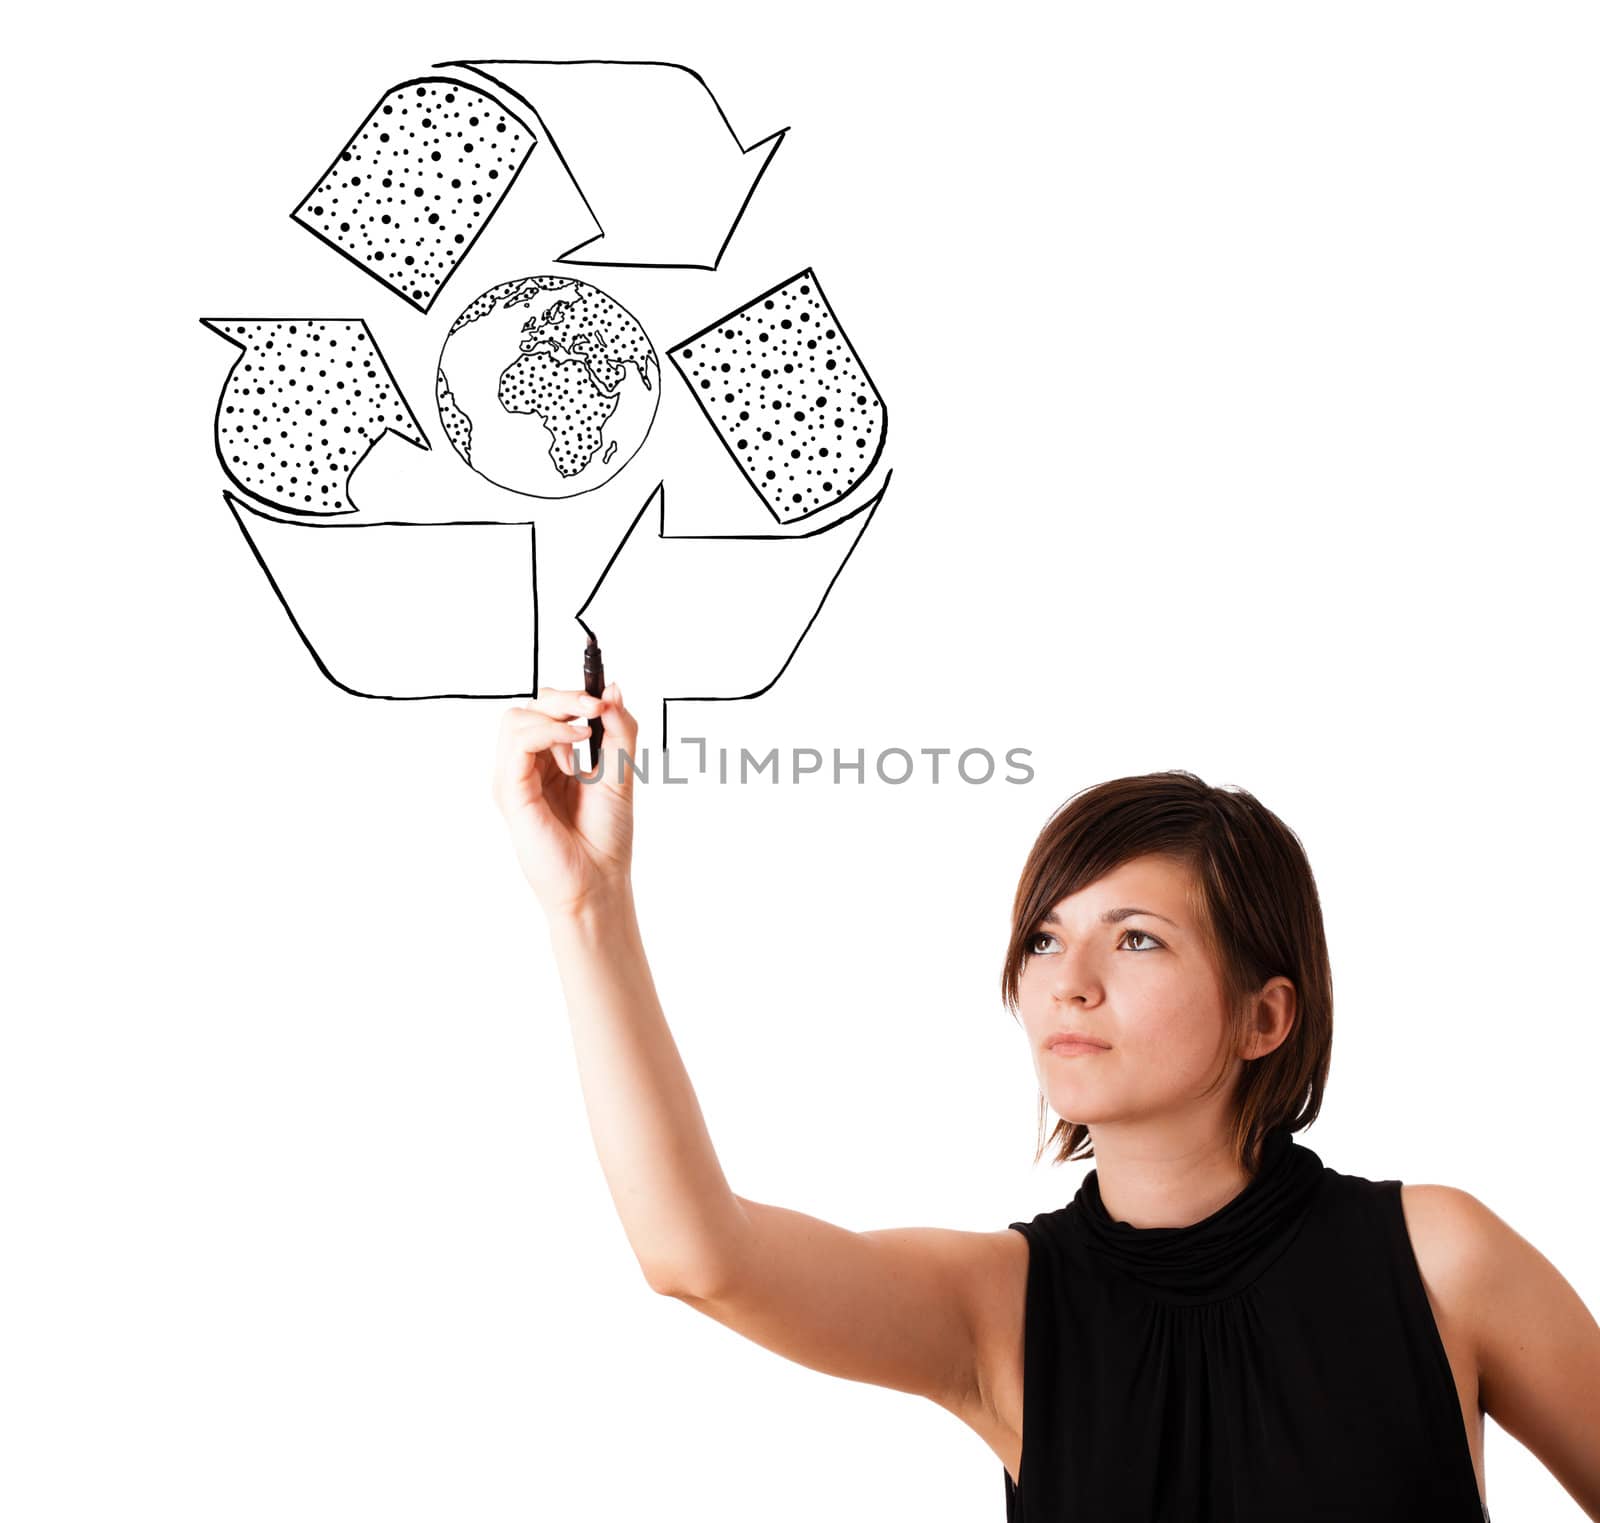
left=1024, top=928, right=1163, bottom=957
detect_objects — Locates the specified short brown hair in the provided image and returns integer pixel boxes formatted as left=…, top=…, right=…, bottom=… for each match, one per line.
left=999, top=771, right=1331, bottom=1175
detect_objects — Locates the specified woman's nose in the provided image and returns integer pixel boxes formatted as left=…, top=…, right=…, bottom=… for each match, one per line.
left=1051, top=960, right=1100, bottom=1003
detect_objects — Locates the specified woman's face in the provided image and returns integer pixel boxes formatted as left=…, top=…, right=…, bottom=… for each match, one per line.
left=1017, top=853, right=1243, bottom=1128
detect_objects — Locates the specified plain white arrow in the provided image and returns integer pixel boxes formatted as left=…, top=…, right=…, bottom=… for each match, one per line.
left=576, top=475, right=888, bottom=749
left=439, top=59, right=786, bottom=269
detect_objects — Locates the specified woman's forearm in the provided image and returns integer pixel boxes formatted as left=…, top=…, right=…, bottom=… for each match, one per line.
left=544, top=879, right=746, bottom=1294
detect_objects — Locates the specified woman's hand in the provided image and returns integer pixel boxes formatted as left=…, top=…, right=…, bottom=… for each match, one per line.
left=491, top=681, right=639, bottom=918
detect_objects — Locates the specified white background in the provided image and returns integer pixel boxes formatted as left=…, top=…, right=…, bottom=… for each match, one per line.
left=7, top=1, right=1598, bottom=1518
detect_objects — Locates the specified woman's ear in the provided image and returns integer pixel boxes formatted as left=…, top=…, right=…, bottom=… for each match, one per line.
left=1240, top=977, right=1296, bottom=1061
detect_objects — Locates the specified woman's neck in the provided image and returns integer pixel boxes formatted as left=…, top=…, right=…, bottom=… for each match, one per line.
left=1086, top=1125, right=1255, bottom=1229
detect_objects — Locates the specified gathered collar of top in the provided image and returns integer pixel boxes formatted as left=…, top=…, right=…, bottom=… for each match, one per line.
left=1073, top=1125, right=1328, bottom=1304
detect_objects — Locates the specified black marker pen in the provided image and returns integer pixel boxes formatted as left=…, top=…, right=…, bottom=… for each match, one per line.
left=582, top=630, right=606, bottom=768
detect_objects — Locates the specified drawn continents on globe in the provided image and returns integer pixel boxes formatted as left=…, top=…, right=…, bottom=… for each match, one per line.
left=437, top=275, right=661, bottom=498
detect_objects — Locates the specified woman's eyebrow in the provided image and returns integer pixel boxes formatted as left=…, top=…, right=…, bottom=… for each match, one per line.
left=1040, top=906, right=1180, bottom=927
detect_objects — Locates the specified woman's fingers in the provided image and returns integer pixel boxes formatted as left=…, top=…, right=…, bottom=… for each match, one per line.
left=515, top=710, right=594, bottom=750
left=495, top=683, right=626, bottom=802
left=495, top=706, right=593, bottom=795
left=528, top=685, right=605, bottom=720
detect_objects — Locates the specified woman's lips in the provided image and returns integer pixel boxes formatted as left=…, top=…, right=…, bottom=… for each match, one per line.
left=1047, top=1036, right=1111, bottom=1055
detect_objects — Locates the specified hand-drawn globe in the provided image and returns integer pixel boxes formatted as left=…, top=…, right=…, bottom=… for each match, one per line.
left=435, top=275, right=660, bottom=498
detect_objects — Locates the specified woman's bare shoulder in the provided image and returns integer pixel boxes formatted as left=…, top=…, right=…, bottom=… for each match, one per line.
left=1398, top=1183, right=1502, bottom=1309
left=1402, top=1182, right=1600, bottom=1513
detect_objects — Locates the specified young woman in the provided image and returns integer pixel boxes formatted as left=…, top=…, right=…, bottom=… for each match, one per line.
left=492, top=684, right=1600, bottom=1521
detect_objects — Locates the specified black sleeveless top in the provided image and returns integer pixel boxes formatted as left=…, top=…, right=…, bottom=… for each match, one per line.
left=1002, top=1127, right=1488, bottom=1521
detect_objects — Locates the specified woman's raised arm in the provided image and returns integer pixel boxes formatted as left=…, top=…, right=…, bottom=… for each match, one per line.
left=493, top=681, right=742, bottom=1284
left=492, top=684, right=1016, bottom=1424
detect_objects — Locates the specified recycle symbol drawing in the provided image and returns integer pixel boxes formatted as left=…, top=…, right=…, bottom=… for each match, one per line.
left=202, top=59, right=890, bottom=749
